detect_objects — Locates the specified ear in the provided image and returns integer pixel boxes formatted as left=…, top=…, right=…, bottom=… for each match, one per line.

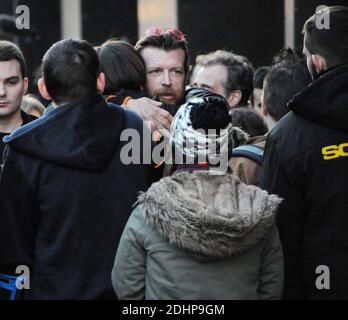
left=38, top=78, right=52, bottom=100
left=311, top=54, right=327, bottom=73
left=23, top=77, right=29, bottom=95
left=261, top=90, right=267, bottom=117
left=97, top=72, right=106, bottom=94
left=227, top=90, right=242, bottom=107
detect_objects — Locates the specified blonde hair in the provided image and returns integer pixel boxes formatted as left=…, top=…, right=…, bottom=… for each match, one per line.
left=21, top=94, right=45, bottom=117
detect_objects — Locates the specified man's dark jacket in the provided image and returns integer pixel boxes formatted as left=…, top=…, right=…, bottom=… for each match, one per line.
left=0, top=94, right=152, bottom=299
left=261, top=64, right=348, bottom=299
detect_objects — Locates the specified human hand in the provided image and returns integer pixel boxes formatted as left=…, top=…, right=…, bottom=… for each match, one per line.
left=126, top=97, right=173, bottom=133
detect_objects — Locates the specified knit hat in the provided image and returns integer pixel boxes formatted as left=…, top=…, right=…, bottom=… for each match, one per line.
left=169, top=88, right=233, bottom=173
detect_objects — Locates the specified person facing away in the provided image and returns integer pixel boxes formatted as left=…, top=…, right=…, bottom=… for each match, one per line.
left=252, top=66, right=270, bottom=115
left=98, top=39, right=175, bottom=180
left=230, top=49, right=311, bottom=187
left=228, top=107, right=268, bottom=186
left=230, top=107, right=268, bottom=138
left=98, top=40, right=178, bottom=121
left=111, top=88, right=284, bottom=300
left=191, top=50, right=254, bottom=109
left=261, top=6, right=348, bottom=299
left=0, top=39, right=152, bottom=299
left=0, top=41, right=36, bottom=165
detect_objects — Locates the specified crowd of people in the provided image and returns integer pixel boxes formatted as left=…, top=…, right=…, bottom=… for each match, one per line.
left=0, top=5, right=347, bottom=300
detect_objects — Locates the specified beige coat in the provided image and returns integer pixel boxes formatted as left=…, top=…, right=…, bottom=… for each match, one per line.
left=229, top=135, right=266, bottom=186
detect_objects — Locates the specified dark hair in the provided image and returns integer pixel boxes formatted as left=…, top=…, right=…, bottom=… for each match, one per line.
left=98, top=40, right=146, bottom=94
left=201, top=50, right=254, bottom=106
left=303, top=6, right=348, bottom=68
left=42, top=39, right=100, bottom=104
left=0, top=40, right=26, bottom=78
left=253, top=66, right=270, bottom=89
left=272, top=47, right=306, bottom=65
left=230, top=108, right=268, bottom=137
left=135, top=29, right=189, bottom=74
left=264, top=49, right=311, bottom=121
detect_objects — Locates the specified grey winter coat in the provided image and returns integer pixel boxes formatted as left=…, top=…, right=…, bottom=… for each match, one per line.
left=112, top=169, right=284, bottom=300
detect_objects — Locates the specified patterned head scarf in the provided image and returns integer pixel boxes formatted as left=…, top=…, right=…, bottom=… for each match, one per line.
left=170, top=88, right=233, bottom=169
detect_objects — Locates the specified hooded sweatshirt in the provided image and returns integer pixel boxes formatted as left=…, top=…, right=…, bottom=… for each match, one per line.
left=261, top=63, right=348, bottom=299
left=0, top=94, right=152, bottom=299
left=112, top=169, right=283, bottom=300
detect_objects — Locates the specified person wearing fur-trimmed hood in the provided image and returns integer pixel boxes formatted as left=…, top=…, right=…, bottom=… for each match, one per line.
left=111, top=88, right=284, bottom=300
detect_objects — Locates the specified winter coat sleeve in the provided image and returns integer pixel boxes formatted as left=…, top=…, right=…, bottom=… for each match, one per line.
left=111, top=205, right=150, bottom=300
left=257, top=224, right=284, bottom=299
left=261, top=133, right=307, bottom=299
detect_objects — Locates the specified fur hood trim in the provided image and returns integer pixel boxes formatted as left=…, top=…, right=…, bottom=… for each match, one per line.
left=137, top=171, right=282, bottom=258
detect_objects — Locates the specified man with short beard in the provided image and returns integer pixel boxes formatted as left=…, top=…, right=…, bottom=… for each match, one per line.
left=135, top=27, right=189, bottom=107
left=121, top=27, right=189, bottom=134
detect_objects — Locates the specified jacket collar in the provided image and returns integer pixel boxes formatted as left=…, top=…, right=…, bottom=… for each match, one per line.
left=289, top=63, right=348, bottom=131
left=21, top=110, right=37, bottom=125
left=5, top=94, right=126, bottom=171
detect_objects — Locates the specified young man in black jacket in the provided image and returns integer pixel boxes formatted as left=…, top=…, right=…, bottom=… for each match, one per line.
left=0, top=41, right=36, bottom=165
left=261, top=6, right=348, bottom=299
left=0, top=39, right=153, bottom=299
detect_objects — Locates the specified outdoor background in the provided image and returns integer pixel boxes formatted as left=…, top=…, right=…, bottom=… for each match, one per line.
left=1, top=0, right=347, bottom=93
